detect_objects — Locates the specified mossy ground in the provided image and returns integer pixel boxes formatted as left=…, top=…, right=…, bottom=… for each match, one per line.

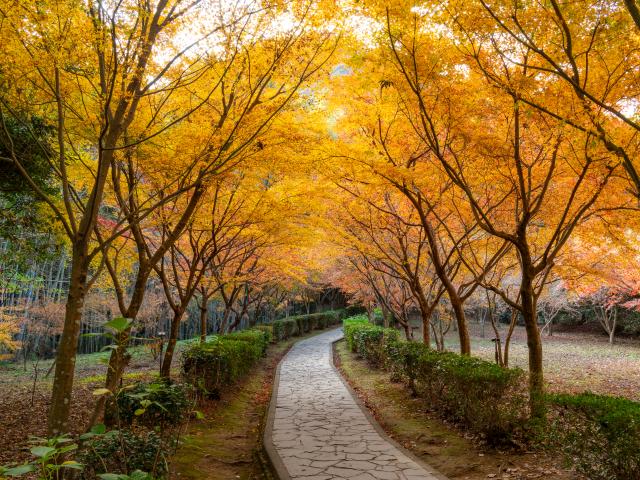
left=334, top=340, right=580, bottom=480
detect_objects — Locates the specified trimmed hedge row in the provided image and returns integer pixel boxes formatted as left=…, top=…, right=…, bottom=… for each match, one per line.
left=272, top=310, right=345, bottom=341
left=183, top=312, right=344, bottom=397
left=181, top=328, right=269, bottom=397
left=549, top=392, right=640, bottom=479
left=343, top=316, right=526, bottom=443
left=344, top=316, right=640, bottom=474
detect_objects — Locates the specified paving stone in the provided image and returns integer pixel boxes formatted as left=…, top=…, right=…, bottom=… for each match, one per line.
left=268, top=329, right=444, bottom=479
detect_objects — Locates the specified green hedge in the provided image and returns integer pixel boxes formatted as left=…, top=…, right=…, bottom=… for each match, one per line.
left=225, top=329, right=271, bottom=355
left=343, top=315, right=370, bottom=351
left=252, top=324, right=274, bottom=343
left=183, top=312, right=343, bottom=396
left=272, top=310, right=345, bottom=341
left=343, top=316, right=526, bottom=443
left=181, top=332, right=264, bottom=397
left=272, top=318, right=299, bottom=341
left=549, top=392, right=640, bottom=479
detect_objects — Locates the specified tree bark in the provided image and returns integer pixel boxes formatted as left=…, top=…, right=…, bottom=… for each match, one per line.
left=199, top=303, right=208, bottom=343
left=520, top=268, right=545, bottom=420
left=47, top=242, right=89, bottom=434
left=161, top=309, right=185, bottom=378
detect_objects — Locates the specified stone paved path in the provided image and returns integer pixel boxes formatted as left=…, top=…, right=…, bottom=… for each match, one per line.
left=266, top=328, right=445, bottom=480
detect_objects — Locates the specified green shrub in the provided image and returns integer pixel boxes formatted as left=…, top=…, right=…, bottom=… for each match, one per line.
left=116, top=380, right=190, bottom=428
left=548, top=392, right=640, bottom=479
left=225, top=328, right=270, bottom=355
left=81, top=430, right=167, bottom=479
left=293, top=315, right=311, bottom=334
left=181, top=336, right=262, bottom=397
left=414, top=350, right=525, bottom=442
left=271, top=310, right=344, bottom=341
left=343, top=315, right=371, bottom=351
left=272, top=318, right=298, bottom=341
left=343, top=316, right=525, bottom=444
left=384, top=339, right=429, bottom=393
left=252, top=324, right=274, bottom=343
left=354, top=325, right=399, bottom=367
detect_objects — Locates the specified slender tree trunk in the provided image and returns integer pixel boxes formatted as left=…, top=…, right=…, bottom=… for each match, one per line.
left=450, top=297, right=470, bottom=354
left=421, top=309, right=430, bottom=347
left=520, top=269, right=545, bottom=420
left=161, top=309, right=185, bottom=378
left=47, top=243, right=89, bottom=435
left=381, top=305, right=391, bottom=328
left=199, top=302, right=208, bottom=343
left=219, top=308, right=231, bottom=334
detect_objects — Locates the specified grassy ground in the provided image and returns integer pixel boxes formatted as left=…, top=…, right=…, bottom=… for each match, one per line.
left=169, top=328, right=339, bottom=480
left=334, top=340, right=582, bottom=480
left=443, top=323, right=640, bottom=400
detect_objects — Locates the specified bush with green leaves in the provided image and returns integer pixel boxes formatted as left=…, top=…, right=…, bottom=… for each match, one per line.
left=116, top=380, right=191, bottom=428
left=354, top=325, right=399, bottom=367
left=181, top=335, right=262, bottom=397
left=225, top=328, right=271, bottom=355
left=251, top=324, right=273, bottom=343
left=548, top=392, right=640, bottom=479
left=271, top=310, right=344, bottom=341
left=384, top=338, right=428, bottom=393
left=411, top=349, right=526, bottom=443
left=272, top=318, right=299, bottom=341
left=342, top=315, right=371, bottom=351
left=0, top=435, right=82, bottom=479
left=343, top=316, right=525, bottom=444
left=81, top=430, right=167, bottom=479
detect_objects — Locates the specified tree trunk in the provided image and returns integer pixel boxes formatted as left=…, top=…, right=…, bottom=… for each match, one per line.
left=520, top=271, right=545, bottom=420
left=161, top=309, right=185, bottom=378
left=47, top=243, right=89, bottom=435
left=381, top=305, right=391, bottom=328
left=450, top=297, right=470, bottom=355
left=199, top=303, right=208, bottom=343
left=420, top=307, right=431, bottom=347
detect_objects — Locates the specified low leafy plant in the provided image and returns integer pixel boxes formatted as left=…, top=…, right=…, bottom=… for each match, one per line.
left=0, top=435, right=82, bottom=479
left=548, top=392, right=640, bottom=479
left=225, top=329, right=271, bottom=355
left=81, top=430, right=167, bottom=479
left=251, top=325, right=273, bottom=343
left=344, top=317, right=526, bottom=444
left=412, top=349, right=526, bottom=443
left=342, top=315, right=371, bottom=351
left=116, top=379, right=191, bottom=428
left=272, top=318, right=299, bottom=341
left=181, top=335, right=262, bottom=397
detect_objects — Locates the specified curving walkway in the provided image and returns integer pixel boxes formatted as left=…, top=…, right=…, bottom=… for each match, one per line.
left=264, top=328, right=446, bottom=480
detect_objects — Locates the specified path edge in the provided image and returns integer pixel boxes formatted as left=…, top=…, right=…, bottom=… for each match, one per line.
left=263, top=328, right=449, bottom=480
left=263, top=342, right=294, bottom=480
left=330, top=335, right=450, bottom=480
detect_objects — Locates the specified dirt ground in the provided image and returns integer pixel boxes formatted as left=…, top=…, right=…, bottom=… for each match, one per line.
left=334, top=340, right=583, bottom=480
left=0, top=344, right=172, bottom=466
